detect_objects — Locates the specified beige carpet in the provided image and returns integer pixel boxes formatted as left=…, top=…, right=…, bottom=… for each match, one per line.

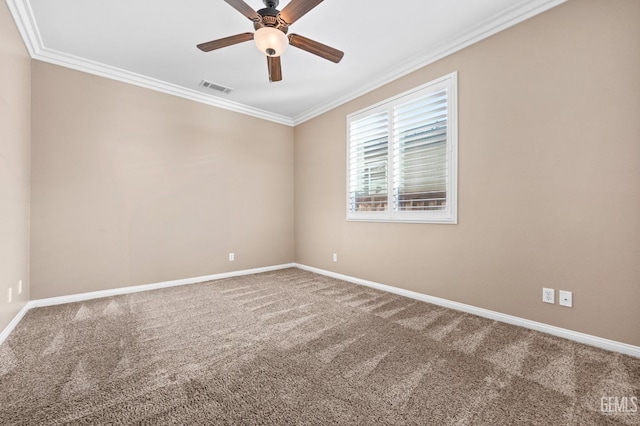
left=1, top=268, right=638, bottom=425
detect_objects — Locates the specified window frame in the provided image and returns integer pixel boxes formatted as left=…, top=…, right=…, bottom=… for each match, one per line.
left=346, top=72, right=458, bottom=224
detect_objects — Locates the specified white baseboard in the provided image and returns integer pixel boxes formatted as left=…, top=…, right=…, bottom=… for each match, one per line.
left=294, top=263, right=640, bottom=358
left=2, top=262, right=638, bottom=358
left=0, top=303, right=31, bottom=347
left=28, top=263, right=296, bottom=309
left=0, top=263, right=294, bottom=345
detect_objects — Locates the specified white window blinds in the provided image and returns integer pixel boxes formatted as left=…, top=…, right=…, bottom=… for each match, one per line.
left=348, top=111, right=389, bottom=212
left=347, top=72, right=457, bottom=223
left=394, top=88, right=448, bottom=212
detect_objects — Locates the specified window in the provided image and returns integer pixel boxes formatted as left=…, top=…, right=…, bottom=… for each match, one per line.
left=347, top=72, right=457, bottom=223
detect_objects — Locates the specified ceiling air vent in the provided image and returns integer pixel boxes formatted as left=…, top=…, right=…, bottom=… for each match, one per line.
left=199, top=80, right=233, bottom=94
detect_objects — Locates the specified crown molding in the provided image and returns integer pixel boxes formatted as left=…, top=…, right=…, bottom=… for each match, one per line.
left=292, top=0, right=566, bottom=125
left=6, top=0, right=565, bottom=128
left=34, top=47, right=295, bottom=126
left=5, top=0, right=40, bottom=56
left=5, top=0, right=294, bottom=126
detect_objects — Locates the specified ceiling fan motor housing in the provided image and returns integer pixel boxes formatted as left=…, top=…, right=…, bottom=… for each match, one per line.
left=254, top=3, right=289, bottom=34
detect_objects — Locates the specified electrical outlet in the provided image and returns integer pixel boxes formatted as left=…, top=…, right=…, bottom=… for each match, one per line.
left=7, top=287, right=12, bottom=303
left=559, top=290, right=572, bottom=307
left=332, top=253, right=338, bottom=262
left=228, top=253, right=235, bottom=262
left=18, top=280, right=22, bottom=294
left=542, top=287, right=555, bottom=304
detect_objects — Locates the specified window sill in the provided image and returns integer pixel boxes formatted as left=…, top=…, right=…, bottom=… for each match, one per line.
left=346, top=216, right=457, bottom=225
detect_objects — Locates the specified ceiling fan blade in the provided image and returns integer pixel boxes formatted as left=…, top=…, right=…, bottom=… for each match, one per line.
left=223, top=0, right=260, bottom=21
left=197, top=32, right=254, bottom=52
left=267, top=56, right=282, bottom=82
left=288, top=34, right=344, bottom=63
left=279, top=0, right=324, bottom=25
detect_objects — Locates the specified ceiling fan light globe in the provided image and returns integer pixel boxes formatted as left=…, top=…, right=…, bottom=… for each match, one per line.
left=254, top=27, right=289, bottom=57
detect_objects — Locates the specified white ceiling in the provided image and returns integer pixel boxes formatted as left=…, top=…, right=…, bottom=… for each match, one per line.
left=8, top=0, right=564, bottom=125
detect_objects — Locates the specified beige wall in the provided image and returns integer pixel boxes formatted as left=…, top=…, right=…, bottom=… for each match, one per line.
left=294, top=0, right=640, bottom=346
left=0, top=1, right=31, bottom=331
left=31, top=62, right=294, bottom=299
left=6, top=0, right=639, bottom=347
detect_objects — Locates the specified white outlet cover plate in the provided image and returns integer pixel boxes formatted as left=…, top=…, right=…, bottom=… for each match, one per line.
left=559, top=290, right=572, bottom=307
left=543, top=287, right=555, bottom=304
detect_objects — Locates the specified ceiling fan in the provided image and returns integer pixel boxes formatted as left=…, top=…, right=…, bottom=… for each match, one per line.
left=197, top=0, right=344, bottom=82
